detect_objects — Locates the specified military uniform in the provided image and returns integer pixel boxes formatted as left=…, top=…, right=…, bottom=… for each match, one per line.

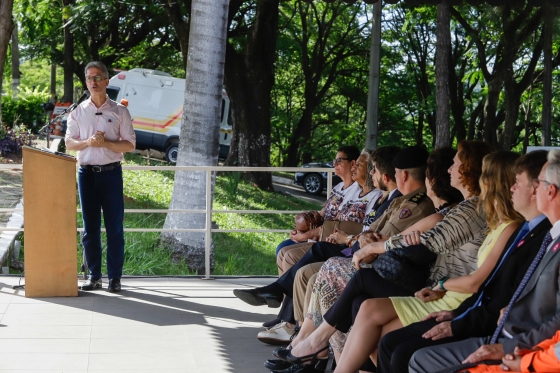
left=368, top=186, right=435, bottom=238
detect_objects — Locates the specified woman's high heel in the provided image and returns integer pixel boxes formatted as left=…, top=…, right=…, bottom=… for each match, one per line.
left=283, top=344, right=330, bottom=365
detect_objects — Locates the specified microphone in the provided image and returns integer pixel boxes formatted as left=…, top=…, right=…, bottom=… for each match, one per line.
left=75, top=90, right=91, bottom=106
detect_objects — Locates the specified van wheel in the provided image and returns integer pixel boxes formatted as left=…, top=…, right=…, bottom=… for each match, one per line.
left=165, top=144, right=179, bottom=164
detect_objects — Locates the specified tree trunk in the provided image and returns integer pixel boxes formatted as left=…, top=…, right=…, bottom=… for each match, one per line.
left=62, top=0, right=74, bottom=103
left=161, top=0, right=229, bottom=274
left=11, top=22, right=19, bottom=94
left=284, top=106, right=314, bottom=166
left=435, top=2, right=451, bottom=147
left=0, top=0, right=14, bottom=122
left=161, top=0, right=191, bottom=69
left=224, top=0, right=278, bottom=191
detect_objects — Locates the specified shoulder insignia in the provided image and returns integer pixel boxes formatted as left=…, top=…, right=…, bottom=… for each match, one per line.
left=399, top=207, right=413, bottom=219
left=408, top=192, right=427, bottom=205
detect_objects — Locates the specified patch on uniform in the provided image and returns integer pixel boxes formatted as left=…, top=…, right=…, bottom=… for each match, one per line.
left=408, top=192, right=427, bottom=204
left=399, top=208, right=412, bottom=219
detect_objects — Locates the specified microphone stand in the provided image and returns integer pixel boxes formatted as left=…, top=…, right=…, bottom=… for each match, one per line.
left=39, top=93, right=89, bottom=148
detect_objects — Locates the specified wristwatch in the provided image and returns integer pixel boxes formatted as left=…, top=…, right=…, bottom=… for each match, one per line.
left=346, top=235, right=355, bottom=246
left=438, top=276, right=449, bottom=291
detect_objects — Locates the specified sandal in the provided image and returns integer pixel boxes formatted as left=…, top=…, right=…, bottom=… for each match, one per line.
left=279, top=344, right=330, bottom=365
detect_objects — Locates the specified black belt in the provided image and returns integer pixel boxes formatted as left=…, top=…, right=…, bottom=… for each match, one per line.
left=80, top=162, right=121, bottom=172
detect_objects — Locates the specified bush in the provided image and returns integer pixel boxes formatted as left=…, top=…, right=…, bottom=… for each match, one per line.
left=1, top=86, right=50, bottom=131
left=0, top=124, right=36, bottom=156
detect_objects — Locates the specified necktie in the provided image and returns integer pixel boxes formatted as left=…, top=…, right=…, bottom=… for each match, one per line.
left=490, top=231, right=553, bottom=343
left=454, top=222, right=530, bottom=320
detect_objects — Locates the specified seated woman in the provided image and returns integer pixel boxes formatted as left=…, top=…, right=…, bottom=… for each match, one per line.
left=279, top=141, right=494, bottom=368
left=332, top=151, right=523, bottom=373
left=274, top=145, right=361, bottom=257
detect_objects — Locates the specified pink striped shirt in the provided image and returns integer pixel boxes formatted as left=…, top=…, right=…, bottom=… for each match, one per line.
left=65, top=96, right=136, bottom=165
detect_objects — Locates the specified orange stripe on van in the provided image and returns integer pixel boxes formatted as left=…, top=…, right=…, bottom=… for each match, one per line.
left=132, top=109, right=183, bottom=132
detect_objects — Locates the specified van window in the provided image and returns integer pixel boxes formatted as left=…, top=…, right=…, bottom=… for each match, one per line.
left=125, top=84, right=162, bottom=111
left=107, top=87, right=120, bottom=101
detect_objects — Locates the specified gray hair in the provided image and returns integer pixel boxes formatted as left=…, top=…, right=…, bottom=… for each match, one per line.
left=545, top=149, right=560, bottom=187
left=85, top=61, right=109, bottom=78
left=362, top=149, right=375, bottom=190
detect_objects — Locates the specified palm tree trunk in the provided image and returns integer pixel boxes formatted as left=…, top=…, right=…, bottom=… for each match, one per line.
left=161, top=0, right=229, bottom=274
left=0, top=0, right=14, bottom=122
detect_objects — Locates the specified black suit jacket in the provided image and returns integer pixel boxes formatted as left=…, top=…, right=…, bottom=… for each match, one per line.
left=450, top=218, right=552, bottom=339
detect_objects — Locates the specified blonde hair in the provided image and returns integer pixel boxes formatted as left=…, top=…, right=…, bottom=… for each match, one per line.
left=479, top=151, right=524, bottom=230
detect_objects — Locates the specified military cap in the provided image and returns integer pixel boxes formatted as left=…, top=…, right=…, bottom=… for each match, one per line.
left=392, top=146, right=429, bottom=169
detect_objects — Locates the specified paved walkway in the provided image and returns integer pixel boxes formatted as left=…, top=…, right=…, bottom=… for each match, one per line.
left=0, top=276, right=281, bottom=372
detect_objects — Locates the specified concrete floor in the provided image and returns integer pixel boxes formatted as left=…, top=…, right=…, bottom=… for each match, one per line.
left=0, top=276, right=281, bottom=372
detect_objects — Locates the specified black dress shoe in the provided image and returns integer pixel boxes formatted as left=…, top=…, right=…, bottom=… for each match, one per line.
left=264, top=359, right=292, bottom=371
left=233, top=288, right=283, bottom=308
left=80, top=279, right=102, bottom=291
left=273, top=345, right=291, bottom=359
left=281, top=345, right=330, bottom=365
left=108, top=278, right=121, bottom=293
left=271, top=363, right=321, bottom=373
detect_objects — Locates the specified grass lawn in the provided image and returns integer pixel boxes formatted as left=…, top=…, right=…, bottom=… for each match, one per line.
left=108, top=154, right=322, bottom=276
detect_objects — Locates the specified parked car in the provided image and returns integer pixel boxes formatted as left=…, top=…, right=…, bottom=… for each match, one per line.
left=294, top=161, right=342, bottom=195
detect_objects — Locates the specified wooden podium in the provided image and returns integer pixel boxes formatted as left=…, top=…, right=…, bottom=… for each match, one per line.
left=22, top=146, right=78, bottom=297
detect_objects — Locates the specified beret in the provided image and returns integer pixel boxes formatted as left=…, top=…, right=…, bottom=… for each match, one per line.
left=392, top=146, right=429, bottom=169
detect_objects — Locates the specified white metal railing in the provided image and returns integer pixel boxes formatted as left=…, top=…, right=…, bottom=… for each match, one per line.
left=0, top=164, right=333, bottom=279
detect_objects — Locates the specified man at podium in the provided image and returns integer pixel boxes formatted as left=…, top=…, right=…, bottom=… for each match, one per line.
left=65, top=61, right=136, bottom=293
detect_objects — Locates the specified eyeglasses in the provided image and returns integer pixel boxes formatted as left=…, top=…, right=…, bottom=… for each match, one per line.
left=333, top=157, right=350, bottom=165
left=532, top=178, right=555, bottom=188
left=85, top=75, right=105, bottom=83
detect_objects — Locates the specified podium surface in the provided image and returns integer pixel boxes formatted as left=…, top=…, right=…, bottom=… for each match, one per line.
left=22, top=146, right=78, bottom=297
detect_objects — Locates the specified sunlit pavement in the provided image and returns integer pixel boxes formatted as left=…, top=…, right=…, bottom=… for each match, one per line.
left=0, top=276, right=280, bottom=373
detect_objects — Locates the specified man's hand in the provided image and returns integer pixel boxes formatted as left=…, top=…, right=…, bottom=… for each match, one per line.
left=499, top=346, right=542, bottom=372
left=86, top=131, right=105, bottom=147
left=497, top=306, right=507, bottom=326
left=358, top=232, right=377, bottom=247
left=421, top=310, right=454, bottom=322
left=414, top=287, right=446, bottom=302
left=463, top=344, right=504, bottom=364
left=422, top=321, right=453, bottom=340
left=352, top=248, right=377, bottom=270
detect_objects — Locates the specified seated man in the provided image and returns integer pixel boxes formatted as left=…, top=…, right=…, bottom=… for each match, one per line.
left=377, top=150, right=550, bottom=373
left=408, top=150, right=560, bottom=373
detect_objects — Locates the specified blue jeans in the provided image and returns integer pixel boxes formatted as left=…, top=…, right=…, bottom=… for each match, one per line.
left=78, top=166, right=125, bottom=281
left=275, top=238, right=298, bottom=257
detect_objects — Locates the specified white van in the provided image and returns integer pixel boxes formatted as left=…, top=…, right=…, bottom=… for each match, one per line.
left=106, top=68, right=233, bottom=163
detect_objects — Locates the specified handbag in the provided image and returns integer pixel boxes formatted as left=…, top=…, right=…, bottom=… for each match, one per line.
left=372, top=245, right=437, bottom=292
left=320, top=220, right=364, bottom=241
left=294, top=211, right=324, bottom=233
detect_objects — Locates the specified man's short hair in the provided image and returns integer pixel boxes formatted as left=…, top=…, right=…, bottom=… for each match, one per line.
left=545, top=149, right=560, bottom=187
left=514, top=150, right=548, bottom=181
left=403, top=166, right=426, bottom=183
left=85, top=61, right=109, bottom=79
left=371, top=146, right=401, bottom=183
left=337, top=146, right=361, bottom=162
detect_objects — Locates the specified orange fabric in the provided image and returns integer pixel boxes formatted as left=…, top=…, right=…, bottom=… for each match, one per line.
left=460, top=331, right=560, bottom=373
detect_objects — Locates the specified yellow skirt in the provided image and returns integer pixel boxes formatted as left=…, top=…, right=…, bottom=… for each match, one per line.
left=390, top=290, right=472, bottom=327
